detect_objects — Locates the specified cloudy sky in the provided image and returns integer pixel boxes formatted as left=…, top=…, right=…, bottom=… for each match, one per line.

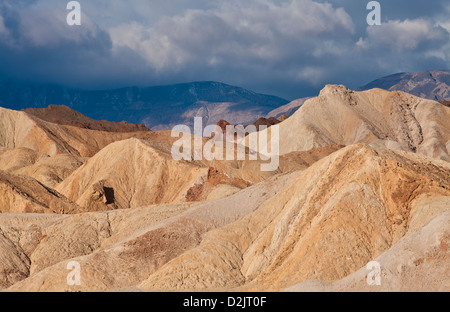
left=0, top=0, right=449, bottom=99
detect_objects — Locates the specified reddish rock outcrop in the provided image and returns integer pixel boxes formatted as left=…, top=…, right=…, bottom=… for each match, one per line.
left=23, top=105, right=150, bottom=132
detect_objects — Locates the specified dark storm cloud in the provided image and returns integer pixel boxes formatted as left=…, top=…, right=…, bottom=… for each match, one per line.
left=0, top=0, right=150, bottom=88
left=0, top=0, right=448, bottom=99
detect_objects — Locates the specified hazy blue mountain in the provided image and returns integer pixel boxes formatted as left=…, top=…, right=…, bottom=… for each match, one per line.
left=0, top=81, right=288, bottom=130
left=3, top=70, right=447, bottom=129
left=357, top=70, right=450, bottom=101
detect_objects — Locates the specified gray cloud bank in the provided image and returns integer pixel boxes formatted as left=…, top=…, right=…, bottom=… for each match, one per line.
left=0, top=0, right=449, bottom=99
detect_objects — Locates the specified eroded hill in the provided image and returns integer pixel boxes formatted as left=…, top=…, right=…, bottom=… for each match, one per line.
left=251, top=86, right=450, bottom=161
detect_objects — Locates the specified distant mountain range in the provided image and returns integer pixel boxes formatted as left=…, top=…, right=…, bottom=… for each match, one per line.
left=0, top=70, right=448, bottom=129
left=357, top=70, right=450, bottom=101
left=0, top=81, right=288, bottom=130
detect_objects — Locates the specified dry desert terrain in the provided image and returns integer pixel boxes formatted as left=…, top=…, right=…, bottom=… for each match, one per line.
left=0, top=85, right=449, bottom=292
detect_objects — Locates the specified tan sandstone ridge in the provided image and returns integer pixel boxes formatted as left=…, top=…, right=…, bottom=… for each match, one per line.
left=2, top=172, right=293, bottom=291
left=55, top=138, right=209, bottom=212
left=0, top=170, right=81, bottom=214
left=0, top=147, right=86, bottom=187
left=250, top=85, right=450, bottom=161
left=0, top=106, right=159, bottom=157
left=137, top=144, right=450, bottom=291
left=54, top=136, right=337, bottom=212
left=285, top=210, right=449, bottom=292
left=0, top=109, right=337, bottom=214
left=1, top=144, right=448, bottom=291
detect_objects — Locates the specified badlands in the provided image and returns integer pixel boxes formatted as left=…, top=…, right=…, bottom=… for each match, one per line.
left=0, top=85, right=449, bottom=292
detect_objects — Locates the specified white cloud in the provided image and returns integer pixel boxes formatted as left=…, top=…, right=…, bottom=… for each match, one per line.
left=358, top=18, right=449, bottom=52
left=109, top=0, right=355, bottom=71
left=297, top=66, right=326, bottom=85
left=424, top=50, right=446, bottom=61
